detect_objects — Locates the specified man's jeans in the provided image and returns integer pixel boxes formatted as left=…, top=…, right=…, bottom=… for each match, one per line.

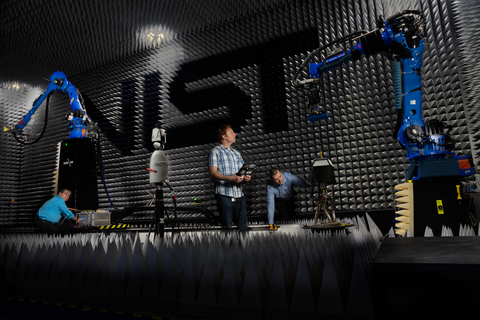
left=215, top=194, right=249, bottom=232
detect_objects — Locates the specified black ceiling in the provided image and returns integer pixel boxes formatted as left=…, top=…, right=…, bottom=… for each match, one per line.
left=0, top=0, right=281, bottom=87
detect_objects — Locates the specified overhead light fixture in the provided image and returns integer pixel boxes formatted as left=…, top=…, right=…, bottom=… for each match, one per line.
left=138, top=24, right=173, bottom=49
left=146, top=27, right=166, bottom=48
left=6, top=82, right=20, bottom=91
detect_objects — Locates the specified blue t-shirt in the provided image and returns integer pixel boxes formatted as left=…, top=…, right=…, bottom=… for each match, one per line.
left=37, top=195, right=75, bottom=223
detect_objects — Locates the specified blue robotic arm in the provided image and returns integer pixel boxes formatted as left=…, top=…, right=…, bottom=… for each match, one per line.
left=11, top=71, right=96, bottom=143
left=293, top=10, right=469, bottom=179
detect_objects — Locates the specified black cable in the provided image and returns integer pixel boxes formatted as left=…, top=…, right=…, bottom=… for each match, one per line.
left=172, top=193, right=179, bottom=230
left=94, top=134, right=118, bottom=209
left=468, top=192, right=479, bottom=227
left=393, top=109, right=404, bottom=148
left=291, top=30, right=369, bottom=87
left=12, top=93, right=52, bottom=145
left=164, top=206, right=173, bottom=232
left=76, top=89, right=94, bottom=127
left=164, top=180, right=179, bottom=231
left=146, top=184, right=178, bottom=237
left=147, top=211, right=156, bottom=240
left=427, top=137, right=447, bottom=147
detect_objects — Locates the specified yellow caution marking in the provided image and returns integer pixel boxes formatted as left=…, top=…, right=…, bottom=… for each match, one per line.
left=436, top=200, right=444, bottom=215
left=456, top=185, right=462, bottom=200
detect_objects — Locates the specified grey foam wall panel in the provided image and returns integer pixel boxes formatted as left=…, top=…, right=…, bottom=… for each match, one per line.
left=0, top=0, right=474, bottom=227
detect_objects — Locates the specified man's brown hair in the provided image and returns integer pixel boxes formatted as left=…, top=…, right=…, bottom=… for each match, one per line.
left=216, top=125, right=232, bottom=143
left=269, top=167, right=281, bottom=178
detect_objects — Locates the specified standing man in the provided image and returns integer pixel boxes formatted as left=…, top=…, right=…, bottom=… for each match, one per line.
left=267, top=168, right=308, bottom=226
left=209, top=125, right=251, bottom=232
left=35, top=188, right=81, bottom=234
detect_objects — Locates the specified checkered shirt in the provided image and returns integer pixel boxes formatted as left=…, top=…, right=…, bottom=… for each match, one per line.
left=209, top=145, right=244, bottom=198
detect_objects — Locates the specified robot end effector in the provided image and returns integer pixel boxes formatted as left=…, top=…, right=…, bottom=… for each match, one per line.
left=299, top=10, right=426, bottom=123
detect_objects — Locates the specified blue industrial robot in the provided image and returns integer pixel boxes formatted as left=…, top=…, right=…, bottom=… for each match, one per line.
left=6, top=71, right=97, bottom=143
left=293, top=10, right=472, bottom=180
left=5, top=71, right=104, bottom=210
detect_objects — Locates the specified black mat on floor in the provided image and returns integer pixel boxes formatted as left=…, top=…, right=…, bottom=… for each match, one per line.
left=372, top=237, right=480, bottom=319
